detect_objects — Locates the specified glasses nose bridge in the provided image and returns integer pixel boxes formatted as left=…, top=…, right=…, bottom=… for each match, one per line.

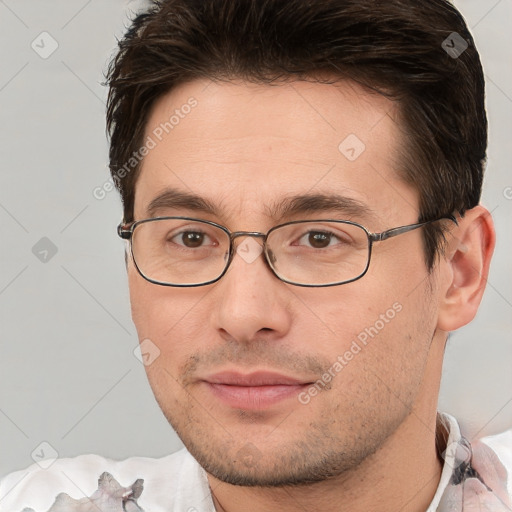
left=229, top=230, right=267, bottom=245
left=227, top=231, right=269, bottom=268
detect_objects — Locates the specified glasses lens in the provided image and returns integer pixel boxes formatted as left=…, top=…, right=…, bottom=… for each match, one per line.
left=131, top=218, right=230, bottom=285
left=267, top=221, right=370, bottom=285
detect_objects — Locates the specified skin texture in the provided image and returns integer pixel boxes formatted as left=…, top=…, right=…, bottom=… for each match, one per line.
left=126, top=79, right=495, bottom=512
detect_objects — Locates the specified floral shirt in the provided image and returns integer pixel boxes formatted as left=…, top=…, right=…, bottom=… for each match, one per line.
left=0, top=413, right=510, bottom=511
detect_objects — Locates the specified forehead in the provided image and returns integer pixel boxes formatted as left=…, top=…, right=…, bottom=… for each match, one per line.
left=134, top=78, right=417, bottom=227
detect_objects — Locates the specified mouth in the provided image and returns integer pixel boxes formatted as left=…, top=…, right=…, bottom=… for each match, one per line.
left=202, top=371, right=314, bottom=410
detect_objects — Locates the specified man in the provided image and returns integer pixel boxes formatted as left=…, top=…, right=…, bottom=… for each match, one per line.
left=1, top=0, right=510, bottom=511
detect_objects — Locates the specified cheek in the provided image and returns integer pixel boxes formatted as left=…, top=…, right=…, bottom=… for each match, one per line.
left=314, top=291, right=436, bottom=427
left=314, top=281, right=403, bottom=339
left=128, top=266, right=211, bottom=358
left=129, top=264, right=176, bottom=333
left=315, top=271, right=436, bottom=375
left=128, top=268, right=154, bottom=335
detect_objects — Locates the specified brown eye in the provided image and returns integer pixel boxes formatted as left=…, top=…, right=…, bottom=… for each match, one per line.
left=180, top=231, right=205, bottom=248
left=296, top=230, right=341, bottom=249
left=165, top=222, right=222, bottom=251
left=168, top=230, right=214, bottom=249
left=291, top=225, right=354, bottom=250
left=307, top=232, right=332, bottom=249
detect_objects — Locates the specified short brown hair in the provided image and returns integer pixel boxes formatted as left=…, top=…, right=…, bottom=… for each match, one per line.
left=106, top=0, right=487, bottom=269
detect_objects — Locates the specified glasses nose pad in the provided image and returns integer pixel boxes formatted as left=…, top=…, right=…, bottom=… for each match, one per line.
left=266, top=247, right=277, bottom=266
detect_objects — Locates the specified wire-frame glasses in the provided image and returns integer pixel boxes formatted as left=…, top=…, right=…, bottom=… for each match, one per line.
left=117, top=215, right=456, bottom=287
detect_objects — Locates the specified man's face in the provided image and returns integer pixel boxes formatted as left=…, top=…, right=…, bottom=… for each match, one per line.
left=128, top=79, right=443, bottom=485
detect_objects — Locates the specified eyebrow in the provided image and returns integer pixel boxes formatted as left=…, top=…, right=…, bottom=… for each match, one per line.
left=146, top=188, right=220, bottom=219
left=145, top=187, right=378, bottom=223
left=267, top=192, right=378, bottom=223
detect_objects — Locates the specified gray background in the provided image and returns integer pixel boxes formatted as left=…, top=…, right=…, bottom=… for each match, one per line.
left=0, top=0, right=510, bottom=478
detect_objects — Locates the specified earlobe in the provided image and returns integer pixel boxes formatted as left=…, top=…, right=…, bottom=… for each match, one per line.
left=437, top=205, right=495, bottom=332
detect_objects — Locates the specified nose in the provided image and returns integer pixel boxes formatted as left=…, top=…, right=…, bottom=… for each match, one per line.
left=210, top=235, right=293, bottom=344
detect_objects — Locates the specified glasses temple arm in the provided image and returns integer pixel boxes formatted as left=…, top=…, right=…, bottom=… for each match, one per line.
left=370, top=214, right=458, bottom=242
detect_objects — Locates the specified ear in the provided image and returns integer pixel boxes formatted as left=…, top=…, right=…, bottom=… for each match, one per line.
left=437, top=205, right=495, bottom=332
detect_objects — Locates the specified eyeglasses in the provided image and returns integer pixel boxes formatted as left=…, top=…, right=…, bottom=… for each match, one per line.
left=117, top=215, right=456, bottom=287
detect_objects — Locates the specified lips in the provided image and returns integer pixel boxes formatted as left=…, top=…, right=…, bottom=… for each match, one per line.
left=206, top=371, right=308, bottom=386
left=202, top=371, right=312, bottom=409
